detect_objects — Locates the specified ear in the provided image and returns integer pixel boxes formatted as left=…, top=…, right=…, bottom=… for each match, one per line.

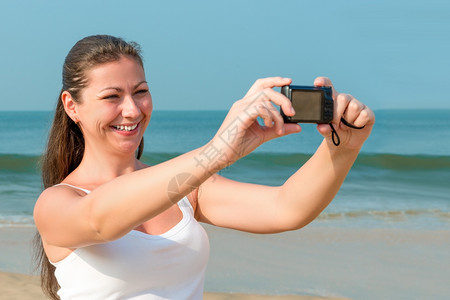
left=61, top=91, right=79, bottom=123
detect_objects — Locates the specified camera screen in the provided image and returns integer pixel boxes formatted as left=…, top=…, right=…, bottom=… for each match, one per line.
left=291, top=90, right=322, bottom=120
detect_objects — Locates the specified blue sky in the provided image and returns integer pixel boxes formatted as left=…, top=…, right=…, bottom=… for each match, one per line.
left=1, top=0, right=449, bottom=111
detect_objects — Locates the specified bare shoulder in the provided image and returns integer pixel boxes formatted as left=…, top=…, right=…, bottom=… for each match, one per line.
left=33, top=185, right=86, bottom=235
left=35, top=184, right=87, bottom=208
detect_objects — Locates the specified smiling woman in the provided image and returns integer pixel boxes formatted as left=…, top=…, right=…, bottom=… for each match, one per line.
left=33, top=34, right=375, bottom=300
left=34, top=35, right=151, bottom=299
left=61, top=56, right=152, bottom=156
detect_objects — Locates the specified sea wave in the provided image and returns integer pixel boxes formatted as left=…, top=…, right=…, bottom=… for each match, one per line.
left=0, top=209, right=448, bottom=228
left=0, top=154, right=41, bottom=173
left=1, top=152, right=450, bottom=174
left=0, top=214, right=35, bottom=227
left=231, top=152, right=450, bottom=171
left=317, top=209, right=450, bottom=221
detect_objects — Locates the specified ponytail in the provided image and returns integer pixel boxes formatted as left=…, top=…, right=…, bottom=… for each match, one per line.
left=34, top=35, right=144, bottom=299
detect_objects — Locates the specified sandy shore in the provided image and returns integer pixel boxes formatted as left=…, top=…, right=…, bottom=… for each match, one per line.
left=0, top=272, right=345, bottom=300
left=1, top=225, right=449, bottom=299
left=0, top=227, right=347, bottom=299
left=0, top=272, right=45, bottom=300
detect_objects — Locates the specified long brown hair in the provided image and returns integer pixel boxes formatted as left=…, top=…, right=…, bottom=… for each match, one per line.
left=34, top=35, right=145, bottom=299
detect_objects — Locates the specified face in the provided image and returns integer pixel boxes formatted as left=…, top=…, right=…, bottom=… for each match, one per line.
left=71, top=56, right=152, bottom=157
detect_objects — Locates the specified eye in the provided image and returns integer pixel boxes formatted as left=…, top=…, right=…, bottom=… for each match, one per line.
left=135, top=89, right=149, bottom=95
left=103, top=94, right=120, bottom=100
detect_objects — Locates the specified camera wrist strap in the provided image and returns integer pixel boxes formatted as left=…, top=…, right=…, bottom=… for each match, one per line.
left=329, top=123, right=340, bottom=146
left=329, top=118, right=365, bottom=146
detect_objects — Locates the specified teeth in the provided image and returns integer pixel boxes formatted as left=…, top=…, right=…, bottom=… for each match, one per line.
left=114, top=124, right=138, bottom=131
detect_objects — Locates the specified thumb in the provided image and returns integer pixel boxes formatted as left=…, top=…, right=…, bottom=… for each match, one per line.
left=317, top=123, right=332, bottom=138
left=317, top=123, right=343, bottom=146
left=283, top=123, right=302, bottom=136
left=265, top=123, right=302, bottom=142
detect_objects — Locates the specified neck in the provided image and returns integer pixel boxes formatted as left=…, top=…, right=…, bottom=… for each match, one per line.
left=67, top=145, right=144, bottom=188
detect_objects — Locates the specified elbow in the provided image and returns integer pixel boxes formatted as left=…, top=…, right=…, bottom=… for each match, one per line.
left=271, top=201, right=321, bottom=232
left=273, top=189, right=327, bottom=232
left=85, top=209, right=110, bottom=243
left=88, top=217, right=133, bottom=244
left=275, top=213, right=315, bottom=232
left=87, top=210, right=132, bottom=243
left=85, top=199, right=126, bottom=243
left=87, top=218, right=111, bottom=243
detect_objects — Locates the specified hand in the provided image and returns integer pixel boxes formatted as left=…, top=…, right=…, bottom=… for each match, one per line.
left=211, top=77, right=301, bottom=166
left=315, top=77, right=375, bottom=150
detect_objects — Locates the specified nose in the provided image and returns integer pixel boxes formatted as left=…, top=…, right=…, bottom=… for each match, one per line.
left=122, top=95, right=141, bottom=119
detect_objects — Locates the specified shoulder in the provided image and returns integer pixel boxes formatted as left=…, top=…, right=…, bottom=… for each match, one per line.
left=34, top=184, right=86, bottom=229
left=37, top=184, right=88, bottom=204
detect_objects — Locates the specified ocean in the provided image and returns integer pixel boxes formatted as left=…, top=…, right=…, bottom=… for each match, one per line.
left=0, top=109, right=449, bottom=230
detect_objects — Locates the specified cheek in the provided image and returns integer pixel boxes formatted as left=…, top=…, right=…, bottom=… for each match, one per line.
left=98, top=104, right=120, bottom=123
left=81, top=104, right=118, bottom=129
left=141, top=96, right=153, bottom=115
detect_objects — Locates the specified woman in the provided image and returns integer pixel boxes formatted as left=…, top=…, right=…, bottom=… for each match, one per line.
left=34, top=35, right=375, bottom=299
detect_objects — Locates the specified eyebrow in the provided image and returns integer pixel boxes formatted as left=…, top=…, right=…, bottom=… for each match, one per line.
left=99, top=81, right=148, bottom=93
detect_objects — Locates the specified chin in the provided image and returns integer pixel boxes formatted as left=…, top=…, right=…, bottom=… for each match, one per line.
left=115, top=142, right=142, bottom=156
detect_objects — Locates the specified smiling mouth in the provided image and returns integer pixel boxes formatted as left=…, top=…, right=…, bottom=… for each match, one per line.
left=112, top=123, right=139, bottom=132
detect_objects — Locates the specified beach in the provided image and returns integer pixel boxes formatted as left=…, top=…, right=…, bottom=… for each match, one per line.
left=0, top=227, right=346, bottom=300
left=1, top=110, right=449, bottom=299
left=1, top=224, right=449, bottom=299
left=0, top=272, right=348, bottom=300
left=0, top=273, right=346, bottom=300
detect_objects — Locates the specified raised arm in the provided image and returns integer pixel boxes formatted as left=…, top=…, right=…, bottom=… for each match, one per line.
left=34, top=146, right=222, bottom=248
left=195, top=77, right=375, bottom=233
left=34, top=77, right=298, bottom=248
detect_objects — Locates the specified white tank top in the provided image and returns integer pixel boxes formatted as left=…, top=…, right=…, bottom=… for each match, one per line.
left=51, top=185, right=210, bottom=300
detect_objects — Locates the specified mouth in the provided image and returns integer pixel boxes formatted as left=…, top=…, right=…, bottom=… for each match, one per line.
left=111, top=123, right=139, bottom=132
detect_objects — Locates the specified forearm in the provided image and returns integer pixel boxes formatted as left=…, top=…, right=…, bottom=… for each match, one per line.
left=278, top=139, right=360, bottom=229
left=86, top=143, right=225, bottom=241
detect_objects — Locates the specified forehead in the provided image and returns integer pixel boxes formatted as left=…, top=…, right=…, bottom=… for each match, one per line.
left=85, top=56, right=145, bottom=89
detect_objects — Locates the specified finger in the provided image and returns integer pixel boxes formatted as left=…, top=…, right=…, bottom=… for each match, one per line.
left=264, top=101, right=285, bottom=135
left=244, top=94, right=288, bottom=135
left=251, top=88, right=295, bottom=117
left=342, top=98, right=365, bottom=126
left=264, top=123, right=302, bottom=142
left=257, top=100, right=286, bottom=135
left=313, top=76, right=338, bottom=99
left=334, top=93, right=352, bottom=125
left=352, top=106, right=375, bottom=128
left=257, top=102, right=274, bottom=128
left=245, top=77, right=292, bottom=98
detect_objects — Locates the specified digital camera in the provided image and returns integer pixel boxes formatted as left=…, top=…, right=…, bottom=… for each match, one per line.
left=280, top=85, right=334, bottom=124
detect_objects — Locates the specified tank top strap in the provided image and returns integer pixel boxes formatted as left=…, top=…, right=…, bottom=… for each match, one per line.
left=177, top=196, right=195, bottom=216
left=54, top=183, right=91, bottom=194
